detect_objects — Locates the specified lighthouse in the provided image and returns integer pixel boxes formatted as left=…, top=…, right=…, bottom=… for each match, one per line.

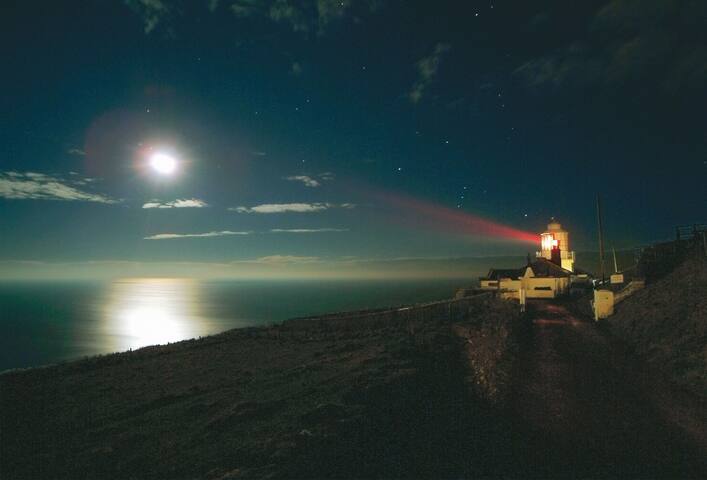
left=537, top=219, right=575, bottom=272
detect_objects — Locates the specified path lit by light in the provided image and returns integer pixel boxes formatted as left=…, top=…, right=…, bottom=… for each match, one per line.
left=102, top=278, right=212, bottom=352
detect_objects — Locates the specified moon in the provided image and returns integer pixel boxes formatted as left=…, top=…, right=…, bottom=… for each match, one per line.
left=149, top=152, right=177, bottom=175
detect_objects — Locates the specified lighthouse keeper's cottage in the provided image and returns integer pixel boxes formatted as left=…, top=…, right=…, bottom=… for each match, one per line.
left=479, top=219, right=578, bottom=299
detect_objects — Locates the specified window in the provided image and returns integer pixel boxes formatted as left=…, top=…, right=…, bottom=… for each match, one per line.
left=534, top=286, right=552, bottom=291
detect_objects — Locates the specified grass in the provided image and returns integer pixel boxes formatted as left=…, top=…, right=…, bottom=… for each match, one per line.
left=0, top=296, right=521, bottom=479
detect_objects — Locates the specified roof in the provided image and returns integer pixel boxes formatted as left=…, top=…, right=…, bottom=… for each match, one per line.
left=573, top=266, right=592, bottom=276
left=482, top=268, right=524, bottom=280
left=481, top=258, right=572, bottom=280
left=529, top=258, right=572, bottom=278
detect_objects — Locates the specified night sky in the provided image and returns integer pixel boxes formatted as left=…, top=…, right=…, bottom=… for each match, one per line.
left=1, top=0, right=705, bottom=278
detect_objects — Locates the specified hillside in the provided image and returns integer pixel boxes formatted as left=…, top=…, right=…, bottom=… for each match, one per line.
left=0, top=296, right=521, bottom=479
left=607, top=252, right=707, bottom=396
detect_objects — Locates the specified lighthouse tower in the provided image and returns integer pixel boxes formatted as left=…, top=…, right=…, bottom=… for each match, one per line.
left=537, top=219, right=575, bottom=272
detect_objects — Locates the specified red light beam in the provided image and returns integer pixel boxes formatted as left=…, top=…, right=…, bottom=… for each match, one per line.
left=362, top=187, right=537, bottom=244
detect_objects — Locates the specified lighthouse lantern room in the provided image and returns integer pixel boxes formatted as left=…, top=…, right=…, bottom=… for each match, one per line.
left=537, top=219, right=575, bottom=272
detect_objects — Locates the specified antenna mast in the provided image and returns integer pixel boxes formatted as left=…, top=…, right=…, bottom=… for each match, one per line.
left=596, top=194, right=605, bottom=283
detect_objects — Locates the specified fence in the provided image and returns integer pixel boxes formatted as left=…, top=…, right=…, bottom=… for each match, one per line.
left=675, top=224, right=707, bottom=241
left=281, top=292, right=493, bottom=333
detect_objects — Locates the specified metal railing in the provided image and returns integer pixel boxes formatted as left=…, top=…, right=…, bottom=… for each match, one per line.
left=675, top=224, right=707, bottom=241
left=535, top=250, right=575, bottom=260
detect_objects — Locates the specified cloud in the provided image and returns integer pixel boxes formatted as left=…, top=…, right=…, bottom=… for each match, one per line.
left=124, top=0, right=386, bottom=38
left=409, top=43, right=451, bottom=104
left=144, top=231, right=252, bottom=240
left=315, top=0, right=351, bottom=32
left=231, top=202, right=355, bottom=213
left=227, top=0, right=385, bottom=34
left=269, top=0, right=309, bottom=32
left=232, top=203, right=328, bottom=213
left=67, top=148, right=86, bottom=156
left=290, top=61, right=304, bottom=76
left=248, top=255, right=322, bottom=264
left=124, top=0, right=171, bottom=34
left=285, top=172, right=335, bottom=187
left=142, top=198, right=208, bottom=209
left=124, top=0, right=387, bottom=38
left=230, top=0, right=260, bottom=17
left=0, top=171, right=118, bottom=204
left=285, top=175, right=320, bottom=187
left=514, top=0, right=707, bottom=94
left=270, top=228, right=349, bottom=233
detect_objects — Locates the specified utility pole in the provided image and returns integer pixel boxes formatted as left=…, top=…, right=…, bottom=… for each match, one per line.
left=596, top=194, right=605, bottom=283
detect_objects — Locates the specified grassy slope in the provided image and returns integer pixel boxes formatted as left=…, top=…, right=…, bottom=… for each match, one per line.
left=0, top=298, right=520, bottom=479
left=608, top=254, right=707, bottom=396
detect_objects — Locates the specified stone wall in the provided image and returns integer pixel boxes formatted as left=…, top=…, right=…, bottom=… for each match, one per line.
left=282, top=292, right=494, bottom=333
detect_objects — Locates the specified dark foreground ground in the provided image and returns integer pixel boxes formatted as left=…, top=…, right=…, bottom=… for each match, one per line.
left=1, top=297, right=705, bottom=479
left=1, top=298, right=519, bottom=479
left=510, top=301, right=706, bottom=478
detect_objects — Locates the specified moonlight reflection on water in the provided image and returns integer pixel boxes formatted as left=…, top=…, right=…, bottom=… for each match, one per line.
left=102, top=278, right=211, bottom=352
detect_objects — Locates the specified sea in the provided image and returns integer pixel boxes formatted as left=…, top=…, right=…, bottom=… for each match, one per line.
left=0, top=278, right=469, bottom=372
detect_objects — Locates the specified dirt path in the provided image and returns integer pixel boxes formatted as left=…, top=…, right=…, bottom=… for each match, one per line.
left=508, top=301, right=706, bottom=479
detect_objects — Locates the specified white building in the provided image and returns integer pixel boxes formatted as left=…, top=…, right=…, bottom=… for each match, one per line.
left=479, top=258, right=572, bottom=299
left=479, top=219, right=578, bottom=299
